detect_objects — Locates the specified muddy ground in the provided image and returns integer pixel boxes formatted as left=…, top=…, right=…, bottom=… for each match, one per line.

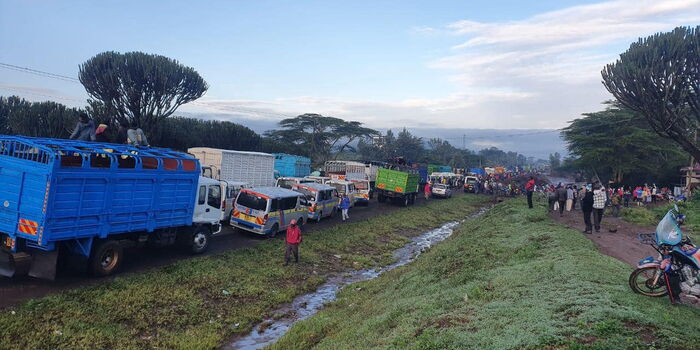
left=548, top=208, right=657, bottom=267
left=0, top=190, right=473, bottom=308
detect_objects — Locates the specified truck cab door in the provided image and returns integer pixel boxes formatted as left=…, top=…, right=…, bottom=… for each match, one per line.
left=193, top=185, right=222, bottom=223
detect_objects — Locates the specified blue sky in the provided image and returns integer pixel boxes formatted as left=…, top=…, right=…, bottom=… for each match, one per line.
left=1, top=0, right=699, bottom=133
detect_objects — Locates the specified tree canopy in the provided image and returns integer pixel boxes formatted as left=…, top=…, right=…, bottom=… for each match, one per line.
left=0, top=96, right=80, bottom=138
left=602, top=26, right=700, bottom=161
left=79, top=51, right=208, bottom=141
left=264, top=113, right=378, bottom=166
left=561, top=101, right=686, bottom=185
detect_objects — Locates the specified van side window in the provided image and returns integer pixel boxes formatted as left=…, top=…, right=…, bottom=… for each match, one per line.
left=280, top=196, right=298, bottom=210
left=208, top=185, right=221, bottom=208
left=270, top=199, right=279, bottom=211
left=318, top=190, right=326, bottom=201
left=198, top=186, right=206, bottom=205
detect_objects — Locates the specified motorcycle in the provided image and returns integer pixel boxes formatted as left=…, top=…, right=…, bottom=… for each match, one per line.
left=629, top=205, right=700, bottom=303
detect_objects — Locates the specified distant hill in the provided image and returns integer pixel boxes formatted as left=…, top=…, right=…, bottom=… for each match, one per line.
left=179, top=112, right=565, bottom=160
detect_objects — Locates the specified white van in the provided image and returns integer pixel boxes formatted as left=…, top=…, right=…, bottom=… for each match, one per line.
left=221, top=181, right=249, bottom=221
left=230, top=187, right=308, bottom=237
left=326, top=179, right=358, bottom=207
left=292, top=183, right=339, bottom=222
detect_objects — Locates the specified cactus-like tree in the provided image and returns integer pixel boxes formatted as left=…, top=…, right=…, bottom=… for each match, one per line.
left=602, top=26, right=700, bottom=161
left=79, top=51, right=208, bottom=140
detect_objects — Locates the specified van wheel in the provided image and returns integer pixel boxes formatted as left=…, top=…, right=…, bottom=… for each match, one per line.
left=191, top=228, right=210, bottom=254
left=317, top=212, right=323, bottom=223
left=90, top=240, right=123, bottom=277
left=269, top=224, right=279, bottom=238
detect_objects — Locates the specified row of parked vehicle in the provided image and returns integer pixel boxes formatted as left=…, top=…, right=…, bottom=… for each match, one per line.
left=0, top=139, right=462, bottom=280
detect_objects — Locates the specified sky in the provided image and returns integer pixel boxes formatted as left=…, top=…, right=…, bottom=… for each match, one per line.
left=1, top=0, right=700, bottom=136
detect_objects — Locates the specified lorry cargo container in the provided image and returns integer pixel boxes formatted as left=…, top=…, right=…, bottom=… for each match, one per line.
left=0, top=136, right=222, bottom=279
left=374, top=167, right=419, bottom=206
left=188, top=147, right=275, bottom=187
left=273, top=153, right=311, bottom=178
left=324, top=161, right=365, bottom=181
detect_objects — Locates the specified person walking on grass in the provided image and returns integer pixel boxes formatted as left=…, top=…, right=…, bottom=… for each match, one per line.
left=424, top=182, right=431, bottom=200
left=525, top=177, right=535, bottom=209
left=556, top=183, right=567, bottom=216
left=284, top=219, right=302, bottom=265
left=581, top=184, right=594, bottom=234
left=339, top=194, right=351, bottom=221
left=592, top=183, right=607, bottom=233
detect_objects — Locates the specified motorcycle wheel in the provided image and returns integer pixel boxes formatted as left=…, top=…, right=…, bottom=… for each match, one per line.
left=629, top=267, right=668, bottom=297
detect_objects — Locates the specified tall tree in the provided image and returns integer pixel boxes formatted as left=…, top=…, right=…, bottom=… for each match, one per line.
left=79, top=51, right=208, bottom=143
left=548, top=152, right=561, bottom=169
left=562, top=101, right=686, bottom=185
left=602, top=26, right=700, bottom=161
left=264, top=113, right=377, bottom=166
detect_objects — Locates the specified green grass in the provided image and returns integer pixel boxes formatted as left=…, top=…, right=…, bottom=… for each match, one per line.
left=271, top=197, right=700, bottom=350
left=621, top=198, right=700, bottom=233
left=0, top=195, right=489, bottom=350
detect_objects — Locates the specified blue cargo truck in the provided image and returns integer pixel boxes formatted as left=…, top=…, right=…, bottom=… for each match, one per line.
left=0, top=136, right=222, bottom=279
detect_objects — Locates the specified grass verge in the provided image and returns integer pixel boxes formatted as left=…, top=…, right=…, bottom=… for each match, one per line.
left=621, top=198, right=700, bottom=233
left=0, top=195, right=489, bottom=349
left=271, top=197, right=700, bottom=350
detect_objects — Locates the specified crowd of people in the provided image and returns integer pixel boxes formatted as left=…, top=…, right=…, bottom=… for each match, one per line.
left=68, top=112, right=150, bottom=147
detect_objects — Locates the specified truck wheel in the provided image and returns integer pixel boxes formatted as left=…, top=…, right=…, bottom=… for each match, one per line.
left=191, top=228, right=210, bottom=254
left=409, top=194, right=416, bottom=205
left=90, top=240, right=123, bottom=277
left=269, top=224, right=279, bottom=238
left=378, top=193, right=386, bottom=203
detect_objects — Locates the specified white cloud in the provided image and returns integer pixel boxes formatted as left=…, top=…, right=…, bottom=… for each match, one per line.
left=185, top=0, right=700, bottom=130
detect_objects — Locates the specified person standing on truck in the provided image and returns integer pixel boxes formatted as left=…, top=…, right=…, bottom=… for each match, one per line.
left=127, top=123, right=150, bottom=147
left=424, top=182, right=431, bottom=200
left=339, top=194, right=351, bottom=221
left=284, top=219, right=302, bottom=265
left=525, top=177, right=535, bottom=209
left=69, top=112, right=96, bottom=141
left=95, top=124, right=110, bottom=143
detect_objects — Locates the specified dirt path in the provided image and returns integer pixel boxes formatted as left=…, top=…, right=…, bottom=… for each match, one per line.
left=0, top=190, right=471, bottom=308
left=548, top=209, right=657, bottom=267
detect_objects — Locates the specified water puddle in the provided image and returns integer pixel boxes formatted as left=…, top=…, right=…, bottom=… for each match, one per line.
left=226, top=205, right=492, bottom=350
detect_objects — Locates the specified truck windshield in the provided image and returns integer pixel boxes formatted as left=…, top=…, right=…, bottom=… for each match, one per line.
left=236, top=192, right=268, bottom=211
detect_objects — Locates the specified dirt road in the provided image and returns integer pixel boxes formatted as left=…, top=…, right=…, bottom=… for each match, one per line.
left=0, top=190, right=469, bottom=308
left=549, top=209, right=657, bottom=266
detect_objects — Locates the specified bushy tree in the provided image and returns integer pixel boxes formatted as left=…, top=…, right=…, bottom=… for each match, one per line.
left=562, top=101, right=686, bottom=185
left=0, top=96, right=81, bottom=138
left=79, top=51, right=208, bottom=142
left=602, top=26, right=700, bottom=161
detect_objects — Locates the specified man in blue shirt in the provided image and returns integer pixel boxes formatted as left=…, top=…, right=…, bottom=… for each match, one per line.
left=339, top=194, right=351, bottom=221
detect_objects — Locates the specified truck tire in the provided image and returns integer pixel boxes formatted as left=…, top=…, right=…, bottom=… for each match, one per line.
left=269, top=224, right=279, bottom=238
left=191, top=227, right=210, bottom=254
left=90, top=240, right=123, bottom=277
left=408, top=194, right=415, bottom=205
left=378, top=193, right=386, bottom=203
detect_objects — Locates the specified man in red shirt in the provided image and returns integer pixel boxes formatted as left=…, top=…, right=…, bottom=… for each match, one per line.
left=284, top=219, right=302, bottom=265
left=525, top=177, right=535, bottom=209
left=424, top=182, right=432, bottom=200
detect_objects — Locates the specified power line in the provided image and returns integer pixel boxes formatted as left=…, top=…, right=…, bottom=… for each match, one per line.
left=0, top=63, right=80, bottom=83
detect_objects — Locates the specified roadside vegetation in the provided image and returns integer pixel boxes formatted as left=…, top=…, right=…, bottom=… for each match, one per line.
left=621, top=199, right=700, bottom=233
left=0, top=195, right=489, bottom=349
left=272, top=198, right=700, bottom=350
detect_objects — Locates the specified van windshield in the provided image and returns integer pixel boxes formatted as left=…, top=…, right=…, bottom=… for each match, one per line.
left=294, top=188, right=316, bottom=201
left=329, top=183, right=346, bottom=194
left=353, top=182, right=368, bottom=190
left=277, top=179, right=297, bottom=189
left=236, top=192, right=268, bottom=211
left=467, top=178, right=478, bottom=184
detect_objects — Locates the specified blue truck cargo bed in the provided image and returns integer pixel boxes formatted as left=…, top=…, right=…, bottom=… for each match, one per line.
left=0, top=136, right=201, bottom=254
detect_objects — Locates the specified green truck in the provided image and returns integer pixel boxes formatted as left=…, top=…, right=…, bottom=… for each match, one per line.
left=375, top=167, right=420, bottom=206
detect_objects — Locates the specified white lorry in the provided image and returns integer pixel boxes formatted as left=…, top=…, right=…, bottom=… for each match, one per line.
left=188, top=148, right=275, bottom=221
